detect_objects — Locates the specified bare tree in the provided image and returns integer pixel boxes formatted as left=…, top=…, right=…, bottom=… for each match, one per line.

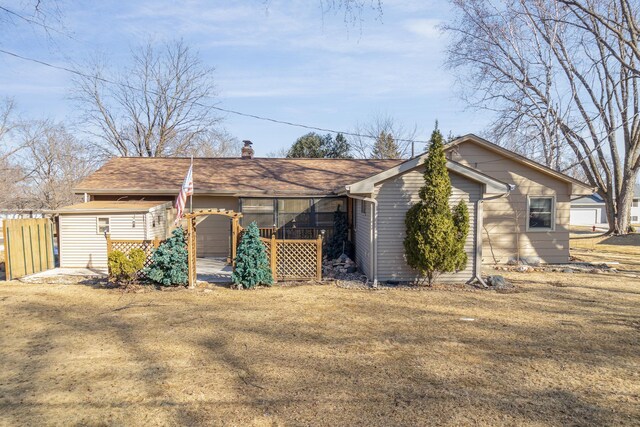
left=265, top=147, right=290, bottom=158
left=0, top=1, right=65, bottom=40
left=74, top=40, right=222, bottom=158
left=17, top=120, right=97, bottom=209
left=444, top=0, right=640, bottom=234
left=350, top=114, right=418, bottom=159
left=191, top=129, right=242, bottom=157
left=0, top=99, right=29, bottom=209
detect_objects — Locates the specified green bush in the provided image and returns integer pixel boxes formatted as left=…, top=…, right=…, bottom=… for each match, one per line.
left=108, top=248, right=146, bottom=285
left=232, top=222, right=273, bottom=289
left=326, top=206, right=350, bottom=260
left=144, top=227, right=188, bottom=286
left=404, top=127, right=470, bottom=286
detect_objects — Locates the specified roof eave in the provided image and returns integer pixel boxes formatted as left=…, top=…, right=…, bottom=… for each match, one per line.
left=447, top=134, right=595, bottom=194
left=345, top=156, right=511, bottom=196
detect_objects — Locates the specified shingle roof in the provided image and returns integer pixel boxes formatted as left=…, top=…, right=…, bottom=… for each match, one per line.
left=75, top=157, right=403, bottom=196
left=57, top=200, right=170, bottom=213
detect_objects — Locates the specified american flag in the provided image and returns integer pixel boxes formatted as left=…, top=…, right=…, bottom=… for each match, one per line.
left=174, top=161, right=193, bottom=225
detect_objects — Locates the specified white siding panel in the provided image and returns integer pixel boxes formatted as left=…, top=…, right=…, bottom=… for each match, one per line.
left=374, top=169, right=481, bottom=283
left=147, top=206, right=170, bottom=240
left=59, top=213, right=144, bottom=269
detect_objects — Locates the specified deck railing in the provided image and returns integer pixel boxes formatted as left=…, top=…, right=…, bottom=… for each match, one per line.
left=258, top=227, right=333, bottom=242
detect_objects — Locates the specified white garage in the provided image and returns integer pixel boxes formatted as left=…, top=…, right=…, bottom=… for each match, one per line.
left=570, top=208, right=598, bottom=225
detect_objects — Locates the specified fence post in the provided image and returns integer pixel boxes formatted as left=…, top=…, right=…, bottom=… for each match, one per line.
left=231, top=217, right=238, bottom=264
left=152, top=237, right=160, bottom=248
left=106, top=233, right=112, bottom=254
left=316, top=235, right=323, bottom=281
left=270, top=234, right=277, bottom=282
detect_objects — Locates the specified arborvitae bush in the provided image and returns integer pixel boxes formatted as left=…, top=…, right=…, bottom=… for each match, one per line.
left=404, top=127, right=470, bottom=285
left=232, top=222, right=273, bottom=289
left=145, top=227, right=188, bottom=286
left=108, top=248, right=146, bottom=286
left=326, top=205, right=350, bottom=259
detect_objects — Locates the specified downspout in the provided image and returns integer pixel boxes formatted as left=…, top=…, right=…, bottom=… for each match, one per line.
left=473, top=184, right=515, bottom=286
left=346, top=191, right=378, bottom=286
left=473, top=198, right=487, bottom=287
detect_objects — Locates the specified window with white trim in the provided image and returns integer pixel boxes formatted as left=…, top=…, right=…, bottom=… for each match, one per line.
left=632, top=216, right=638, bottom=223
left=633, top=200, right=639, bottom=208
left=97, top=217, right=110, bottom=234
left=528, top=197, right=554, bottom=230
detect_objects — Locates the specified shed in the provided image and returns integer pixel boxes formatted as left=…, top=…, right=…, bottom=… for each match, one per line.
left=57, top=201, right=173, bottom=269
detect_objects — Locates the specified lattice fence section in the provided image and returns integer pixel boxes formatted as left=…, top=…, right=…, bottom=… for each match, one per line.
left=109, top=240, right=159, bottom=269
left=243, top=235, right=322, bottom=281
left=276, top=240, right=319, bottom=280
left=107, top=238, right=164, bottom=279
left=260, top=237, right=271, bottom=260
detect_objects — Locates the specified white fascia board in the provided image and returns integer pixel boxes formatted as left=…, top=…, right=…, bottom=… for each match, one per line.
left=345, top=155, right=511, bottom=195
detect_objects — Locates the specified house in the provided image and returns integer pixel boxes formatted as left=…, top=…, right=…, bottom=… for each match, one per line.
left=570, top=184, right=640, bottom=227
left=59, top=135, right=593, bottom=283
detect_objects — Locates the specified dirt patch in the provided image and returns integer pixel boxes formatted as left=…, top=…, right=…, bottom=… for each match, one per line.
left=1, top=271, right=638, bottom=426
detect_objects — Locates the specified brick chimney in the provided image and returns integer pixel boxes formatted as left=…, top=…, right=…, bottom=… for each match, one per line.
left=241, top=140, right=254, bottom=159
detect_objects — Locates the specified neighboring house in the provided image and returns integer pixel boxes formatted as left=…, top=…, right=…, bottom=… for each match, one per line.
left=59, top=135, right=593, bottom=283
left=570, top=184, right=640, bottom=227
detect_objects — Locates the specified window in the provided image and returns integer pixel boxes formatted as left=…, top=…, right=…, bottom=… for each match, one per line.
left=314, top=198, right=346, bottom=227
left=97, top=217, right=110, bottom=234
left=632, top=216, right=638, bottom=223
left=633, top=200, right=639, bottom=208
left=241, top=198, right=274, bottom=228
left=528, top=197, right=554, bottom=230
left=277, top=198, right=312, bottom=228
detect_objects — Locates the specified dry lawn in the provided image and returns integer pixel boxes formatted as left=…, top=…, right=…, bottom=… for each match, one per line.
left=1, top=272, right=639, bottom=426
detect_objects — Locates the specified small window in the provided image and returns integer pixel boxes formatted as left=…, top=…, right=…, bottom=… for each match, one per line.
left=97, top=217, right=110, bottom=234
left=528, top=197, right=554, bottom=230
left=633, top=200, right=639, bottom=208
left=632, top=216, right=638, bottom=223
left=360, top=200, right=367, bottom=215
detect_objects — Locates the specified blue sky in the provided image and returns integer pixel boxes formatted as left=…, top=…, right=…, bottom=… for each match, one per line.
left=0, top=0, right=491, bottom=156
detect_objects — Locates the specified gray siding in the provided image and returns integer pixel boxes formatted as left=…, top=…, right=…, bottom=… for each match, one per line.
left=59, top=213, right=146, bottom=269
left=353, top=199, right=372, bottom=278
left=374, top=169, right=481, bottom=283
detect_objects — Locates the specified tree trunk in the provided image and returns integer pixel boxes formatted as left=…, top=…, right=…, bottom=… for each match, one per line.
left=612, top=170, right=638, bottom=234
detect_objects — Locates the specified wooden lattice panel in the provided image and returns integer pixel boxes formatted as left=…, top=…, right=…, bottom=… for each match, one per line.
left=110, top=240, right=157, bottom=269
left=276, top=241, right=317, bottom=280
left=260, top=237, right=271, bottom=260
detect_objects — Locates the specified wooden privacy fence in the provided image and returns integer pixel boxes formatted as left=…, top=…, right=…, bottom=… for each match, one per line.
left=105, top=235, right=162, bottom=271
left=2, top=218, right=55, bottom=280
left=261, top=234, right=323, bottom=282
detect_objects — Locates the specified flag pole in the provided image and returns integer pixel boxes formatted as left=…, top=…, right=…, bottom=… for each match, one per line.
left=189, top=155, right=193, bottom=214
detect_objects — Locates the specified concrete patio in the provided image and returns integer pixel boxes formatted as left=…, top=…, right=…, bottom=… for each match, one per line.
left=196, top=257, right=233, bottom=283
left=11, top=257, right=232, bottom=284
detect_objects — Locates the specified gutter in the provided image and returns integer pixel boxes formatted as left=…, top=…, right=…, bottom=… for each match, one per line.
left=345, top=186, right=378, bottom=286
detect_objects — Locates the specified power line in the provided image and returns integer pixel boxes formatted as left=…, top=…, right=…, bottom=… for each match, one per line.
left=0, top=47, right=430, bottom=144
left=0, top=5, right=81, bottom=42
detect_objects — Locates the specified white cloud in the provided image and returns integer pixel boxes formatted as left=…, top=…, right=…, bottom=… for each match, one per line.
left=404, top=18, right=442, bottom=39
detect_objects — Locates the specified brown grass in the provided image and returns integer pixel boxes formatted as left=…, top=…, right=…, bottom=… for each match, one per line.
left=1, top=272, right=638, bottom=426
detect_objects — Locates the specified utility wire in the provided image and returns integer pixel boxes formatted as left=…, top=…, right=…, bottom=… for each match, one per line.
left=0, top=5, right=81, bottom=42
left=0, top=47, right=430, bottom=144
